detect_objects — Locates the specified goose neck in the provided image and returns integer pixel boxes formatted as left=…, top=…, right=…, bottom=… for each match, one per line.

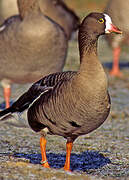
left=17, top=0, right=40, bottom=19
left=78, top=30, right=103, bottom=74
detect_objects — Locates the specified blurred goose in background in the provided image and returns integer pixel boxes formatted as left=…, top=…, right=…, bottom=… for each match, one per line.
left=0, top=12, right=122, bottom=171
left=0, top=0, right=80, bottom=39
left=40, top=0, right=80, bottom=39
left=104, top=0, right=128, bottom=77
left=0, top=0, right=67, bottom=108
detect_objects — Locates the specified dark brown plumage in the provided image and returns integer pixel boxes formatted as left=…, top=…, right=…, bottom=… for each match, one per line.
left=0, top=0, right=67, bottom=108
left=104, top=0, right=129, bottom=77
left=0, top=12, right=122, bottom=171
left=0, top=0, right=80, bottom=39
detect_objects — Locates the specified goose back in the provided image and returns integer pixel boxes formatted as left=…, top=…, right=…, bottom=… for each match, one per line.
left=40, top=0, right=80, bottom=39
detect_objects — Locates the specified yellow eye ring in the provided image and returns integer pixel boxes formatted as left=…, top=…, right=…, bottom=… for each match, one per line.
left=98, top=18, right=104, bottom=24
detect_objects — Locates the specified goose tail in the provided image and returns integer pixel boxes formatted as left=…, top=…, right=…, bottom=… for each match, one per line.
left=0, top=107, right=14, bottom=121
left=0, top=107, right=29, bottom=128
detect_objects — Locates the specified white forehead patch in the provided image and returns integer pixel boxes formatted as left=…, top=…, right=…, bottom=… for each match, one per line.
left=104, top=13, right=112, bottom=33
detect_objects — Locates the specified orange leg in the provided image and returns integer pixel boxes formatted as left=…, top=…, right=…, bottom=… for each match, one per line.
left=40, top=137, right=50, bottom=168
left=64, top=141, right=73, bottom=171
left=4, top=87, right=11, bottom=108
left=110, top=47, right=123, bottom=77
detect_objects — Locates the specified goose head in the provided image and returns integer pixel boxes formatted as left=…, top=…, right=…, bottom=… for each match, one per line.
left=79, top=12, right=122, bottom=38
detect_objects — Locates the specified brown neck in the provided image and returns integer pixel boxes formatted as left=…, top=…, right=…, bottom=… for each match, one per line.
left=72, top=28, right=108, bottom=96
left=79, top=30, right=97, bottom=60
left=78, top=28, right=104, bottom=76
left=17, top=0, right=40, bottom=19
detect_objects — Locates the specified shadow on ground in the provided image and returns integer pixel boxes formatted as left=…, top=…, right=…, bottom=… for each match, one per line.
left=13, top=151, right=111, bottom=172
left=0, top=100, right=14, bottom=109
left=103, top=61, right=129, bottom=69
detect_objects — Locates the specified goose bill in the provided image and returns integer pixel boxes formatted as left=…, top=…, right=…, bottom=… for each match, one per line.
left=109, top=24, right=122, bottom=34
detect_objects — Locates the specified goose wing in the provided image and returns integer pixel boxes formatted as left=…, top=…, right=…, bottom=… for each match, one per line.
left=11, top=71, right=76, bottom=113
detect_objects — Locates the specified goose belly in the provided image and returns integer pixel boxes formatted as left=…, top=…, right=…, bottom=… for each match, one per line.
left=28, top=92, right=111, bottom=138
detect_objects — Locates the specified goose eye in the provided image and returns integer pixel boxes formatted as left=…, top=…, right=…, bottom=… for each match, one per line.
left=98, top=18, right=104, bottom=23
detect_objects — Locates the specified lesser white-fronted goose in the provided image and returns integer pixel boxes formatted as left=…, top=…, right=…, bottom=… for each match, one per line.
left=0, top=12, right=122, bottom=171
left=104, top=0, right=128, bottom=77
left=0, top=0, right=80, bottom=40
left=0, top=0, right=67, bottom=108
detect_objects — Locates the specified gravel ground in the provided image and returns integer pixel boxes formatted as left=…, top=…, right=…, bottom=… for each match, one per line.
left=0, top=38, right=129, bottom=180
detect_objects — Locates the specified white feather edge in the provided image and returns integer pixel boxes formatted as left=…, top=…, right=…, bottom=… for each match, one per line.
left=0, top=87, right=52, bottom=128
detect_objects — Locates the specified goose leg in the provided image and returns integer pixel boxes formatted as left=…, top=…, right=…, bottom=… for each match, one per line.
left=110, top=47, right=123, bottom=77
left=4, top=87, right=11, bottom=108
left=40, top=136, right=50, bottom=168
left=64, top=141, right=73, bottom=171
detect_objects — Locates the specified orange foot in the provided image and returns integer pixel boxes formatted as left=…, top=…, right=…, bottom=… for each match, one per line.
left=64, top=166, right=72, bottom=172
left=4, top=87, right=11, bottom=108
left=110, top=69, right=123, bottom=77
left=63, top=141, right=73, bottom=172
left=41, top=160, right=50, bottom=168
